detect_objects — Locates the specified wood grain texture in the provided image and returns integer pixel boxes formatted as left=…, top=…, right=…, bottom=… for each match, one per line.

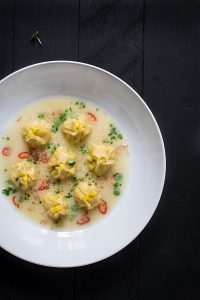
left=0, top=1, right=80, bottom=299
left=79, top=0, right=144, bottom=94
left=0, top=0, right=144, bottom=299
left=76, top=1, right=144, bottom=299
left=13, top=0, right=79, bottom=70
left=0, top=0, right=14, bottom=79
left=141, top=1, right=200, bottom=299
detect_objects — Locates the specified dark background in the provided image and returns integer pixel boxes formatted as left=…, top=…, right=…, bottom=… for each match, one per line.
left=0, top=0, right=199, bottom=299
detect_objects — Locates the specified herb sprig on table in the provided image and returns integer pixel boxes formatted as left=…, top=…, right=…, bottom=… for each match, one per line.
left=31, top=30, right=42, bottom=45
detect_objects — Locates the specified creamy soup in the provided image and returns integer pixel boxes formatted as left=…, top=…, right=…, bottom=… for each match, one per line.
left=0, top=96, right=129, bottom=230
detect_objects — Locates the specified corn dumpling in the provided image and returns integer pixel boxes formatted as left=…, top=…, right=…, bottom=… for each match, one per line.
left=48, top=147, right=76, bottom=180
left=22, top=121, right=51, bottom=148
left=87, top=145, right=115, bottom=176
left=62, top=117, right=91, bottom=144
left=43, top=193, right=69, bottom=220
left=73, top=182, right=100, bottom=210
left=10, top=161, right=37, bottom=191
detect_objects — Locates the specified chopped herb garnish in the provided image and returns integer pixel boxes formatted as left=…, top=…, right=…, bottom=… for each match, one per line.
left=113, top=172, right=123, bottom=181
left=75, top=101, right=86, bottom=109
left=6, top=137, right=10, bottom=140
left=80, top=145, right=89, bottom=154
left=39, top=201, right=42, bottom=204
left=2, top=186, right=16, bottom=196
left=27, top=158, right=38, bottom=165
left=113, top=173, right=123, bottom=196
left=113, top=188, right=121, bottom=196
left=67, top=159, right=76, bottom=166
left=19, top=193, right=30, bottom=202
left=47, top=142, right=60, bottom=153
left=52, top=179, right=61, bottom=185
left=69, top=111, right=78, bottom=119
left=69, top=203, right=80, bottom=221
left=70, top=177, right=78, bottom=192
left=52, top=110, right=68, bottom=132
left=96, top=108, right=99, bottom=111
left=4, top=169, right=7, bottom=172
left=55, top=189, right=60, bottom=194
left=38, top=112, right=45, bottom=119
left=104, top=124, right=123, bottom=144
left=66, top=192, right=72, bottom=198
left=31, top=30, right=42, bottom=45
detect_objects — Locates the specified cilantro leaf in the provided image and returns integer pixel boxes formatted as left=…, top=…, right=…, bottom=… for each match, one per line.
left=38, top=112, right=45, bottom=118
left=69, top=203, right=80, bottom=221
left=47, top=143, right=60, bottom=153
left=67, top=159, right=76, bottom=166
left=80, top=145, right=89, bottom=154
left=113, top=173, right=123, bottom=181
left=2, top=186, right=16, bottom=196
left=52, top=110, right=68, bottom=132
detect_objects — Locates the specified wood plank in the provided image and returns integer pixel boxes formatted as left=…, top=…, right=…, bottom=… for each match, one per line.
left=0, top=0, right=14, bottom=79
left=75, top=1, right=144, bottom=299
left=78, top=0, right=141, bottom=90
left=141, top=0, right=200, bottom=299
left=13, top=0, right=79, bottom=70
left=0, top=1, right=80, bottom=299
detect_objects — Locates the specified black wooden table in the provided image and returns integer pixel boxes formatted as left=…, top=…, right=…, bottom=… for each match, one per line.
left=0, top=1, right=199, bottom=299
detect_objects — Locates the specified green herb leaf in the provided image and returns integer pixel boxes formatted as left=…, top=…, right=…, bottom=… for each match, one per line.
left=19, top=193, right=30, bottom=203
left=69, top=111, right=78, bottom=119
left=80, top=145, right=89, bottom=154
left=67, top=159, right=76, bottom=166
left=52, top=179, right=61, bottom=185
left=113, top=188, right=121, bottom=196
left=113, top=173, right=123, bottom=196
left=31, top=30, right=42, bottom=45
left=47, top=142, right=60, bottom=153
left=113, top=173, right=123, bottom=181
left=74, top=101, right=85, bottom=109
left=104, top=124, right=123, bottom=144
left=38, top=112, right=45, bottom=118
left=2, top=186, right=16, bottom=196
left=66, top=192, right=72, bottom=198
left=70, top=177, right=78, bottom=192
left=52, top=111, right=67, bottom=132
left=69, top=203, right=80, bottom=221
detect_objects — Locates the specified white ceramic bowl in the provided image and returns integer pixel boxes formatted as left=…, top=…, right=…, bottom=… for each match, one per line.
left=0, top=61, right=166, bottom=267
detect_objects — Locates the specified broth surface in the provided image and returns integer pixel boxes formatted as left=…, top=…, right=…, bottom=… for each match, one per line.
left=0, top=96, right=129, bottom=230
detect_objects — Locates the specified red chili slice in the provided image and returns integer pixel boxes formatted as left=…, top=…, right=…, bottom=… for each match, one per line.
left=12, top=196, right=20, bottom=208
left=87, top=112, right=97, bottom=121
left=2, top=147, right=11, bottom=156
left=98, top=200, right=107, bottom=214
left=40, top=152, right=49, bottom=163
left=37, top=179, right=50, bottom=191
left=77, top=215, right=90, bottom=225
left=18, top=151, right=31, bottom=159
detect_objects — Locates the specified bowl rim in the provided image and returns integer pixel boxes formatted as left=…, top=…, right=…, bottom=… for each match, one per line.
left=0, top=60, right=166, bottom=267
